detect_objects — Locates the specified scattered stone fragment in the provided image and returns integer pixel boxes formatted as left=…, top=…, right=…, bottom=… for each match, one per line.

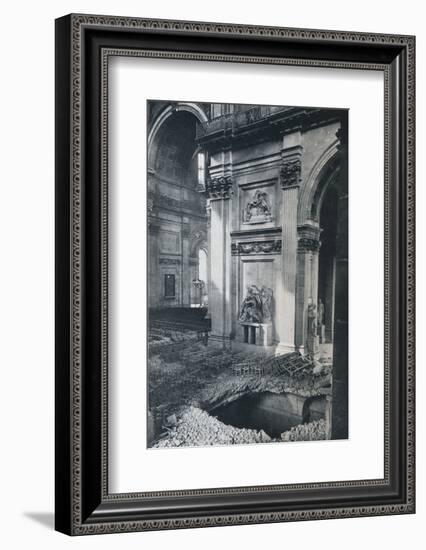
left=153, top=407, right=276, bottom=448
left=166, top=414, right=177, bottom=427
left=280, top=419, right=327, bottom=442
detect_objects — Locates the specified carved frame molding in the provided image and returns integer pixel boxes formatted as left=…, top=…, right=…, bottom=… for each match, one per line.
left=55, top=13, right=415, bottom=535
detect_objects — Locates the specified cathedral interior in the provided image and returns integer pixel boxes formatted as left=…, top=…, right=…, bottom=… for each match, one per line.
left=147, top=100, right=348, bottom=449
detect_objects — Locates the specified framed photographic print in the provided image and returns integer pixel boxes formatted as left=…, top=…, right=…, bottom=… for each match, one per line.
left=55, top=14, right=415, bottom=535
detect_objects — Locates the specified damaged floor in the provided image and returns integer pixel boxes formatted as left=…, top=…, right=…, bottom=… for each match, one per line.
left=148, top=331, right=332, bottom=449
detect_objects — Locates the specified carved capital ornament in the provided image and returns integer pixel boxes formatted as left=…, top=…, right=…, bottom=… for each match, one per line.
left=205, top=175, right=234, bottom=199
left=280, top=158, right=301, bottom=188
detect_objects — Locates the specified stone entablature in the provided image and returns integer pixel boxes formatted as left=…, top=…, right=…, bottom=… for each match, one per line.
left=196, top=106, right=341, bottom=148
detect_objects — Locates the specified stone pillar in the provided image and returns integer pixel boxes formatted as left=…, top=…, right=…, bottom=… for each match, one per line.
left=275, top=132, right=303, bottom=354
left=295, top=225, right=321, bottom=353
left=181, top=223, right=191, bottom=306
left=331, top=124, right=348, bottom=440
left=205, top=175, right=233, bottom=346
left=147, top=214, right=160, bottom=308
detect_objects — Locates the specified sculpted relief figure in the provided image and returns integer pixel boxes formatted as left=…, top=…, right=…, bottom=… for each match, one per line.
left=243, top=190, right=272, bottom=223
left=239, top=285, right=273, bottom=324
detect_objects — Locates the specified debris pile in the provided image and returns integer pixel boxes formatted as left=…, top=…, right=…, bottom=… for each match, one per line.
left=153, top=406, right=273, bottom=448
left=280, top=419, right=327, bottom=442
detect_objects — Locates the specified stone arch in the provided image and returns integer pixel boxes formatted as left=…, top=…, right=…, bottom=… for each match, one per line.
left=298, top=140, right=340, bottom=225
left=294, top=138, right=342, bottom=353
left=148, top=102, right=209, bottom=168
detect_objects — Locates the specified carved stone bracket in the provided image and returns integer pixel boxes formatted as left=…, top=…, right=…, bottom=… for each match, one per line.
left=231, top=240, right=282, bottom=255
left=205, top=175, right=233, bottom=199
left=280, top=158, right=301, bottom=188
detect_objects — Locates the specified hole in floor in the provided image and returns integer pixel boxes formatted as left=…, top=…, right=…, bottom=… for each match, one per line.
left=211, top=391, right=326, bottom=439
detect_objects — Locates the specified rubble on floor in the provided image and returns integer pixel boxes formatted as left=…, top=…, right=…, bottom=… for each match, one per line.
left=148, top=339, right=332, bottom=448
left=153, top=406, right=273, bottom=448
left=153, top=406, right=327, bottom=448
left=280, top=419, right=327, bottom=442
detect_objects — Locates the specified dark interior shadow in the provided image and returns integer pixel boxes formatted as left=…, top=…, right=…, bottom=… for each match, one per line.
left=24, top=512, right=54, bottom=530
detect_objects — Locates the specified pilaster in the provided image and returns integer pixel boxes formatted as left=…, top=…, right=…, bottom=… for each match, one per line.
left=205, top=175, right=233, bottom=345
left=275, top=131, right=303, bottom=353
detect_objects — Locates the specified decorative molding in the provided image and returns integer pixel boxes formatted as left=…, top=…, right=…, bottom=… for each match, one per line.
left=232, top=240, right=282, bottom=255
left=159, top=257, right=181, bottom=265
left=280, top=158, right=301, bottom=188
left=148, top=189, right=204, bottom=214
left=231, top=226, right=282, bottom=239
left=205, top=175, right=233, bottom=199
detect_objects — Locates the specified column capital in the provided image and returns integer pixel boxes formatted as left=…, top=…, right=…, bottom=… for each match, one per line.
left=205, top=175, right=234, bottom=200
left=297, top=222, right=321, bottom=252
left=280, top=157, right=302, bottom=188
left=297, top=237, right=321, bottom=253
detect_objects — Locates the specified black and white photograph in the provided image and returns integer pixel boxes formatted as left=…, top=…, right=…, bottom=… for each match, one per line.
left=147, top=100, right=349, bottom=449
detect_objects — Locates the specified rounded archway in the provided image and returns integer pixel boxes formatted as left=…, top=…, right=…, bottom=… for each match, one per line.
left=148, top=102, right=208, bottom=169
left=295, top=142, right=343, bottom=354
left=147, top=103, right=209, bottom=310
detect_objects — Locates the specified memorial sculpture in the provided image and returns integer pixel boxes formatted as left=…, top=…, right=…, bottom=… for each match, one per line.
left=239, top=285, right=273, bottom=324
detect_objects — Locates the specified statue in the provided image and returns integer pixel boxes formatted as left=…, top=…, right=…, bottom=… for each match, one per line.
left=306, top=300, right=320, bottom=359
left=307, top=302, right=317, bottom=337
left=317, top=299, right=325, bottom=326
left=239, top=285, right=273, bottom=324
left=243, top=190, right=272, bottom=223
left=317, top=298, right=325, bottom=342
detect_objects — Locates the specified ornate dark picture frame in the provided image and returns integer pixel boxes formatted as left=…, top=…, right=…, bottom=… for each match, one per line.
left=55, top=14, right=415, bottom=535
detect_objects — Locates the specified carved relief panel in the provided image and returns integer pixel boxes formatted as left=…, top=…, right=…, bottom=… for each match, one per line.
left=242, top=189, right=273, bottom=224
left=239, top=181, right=276, bottom=229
